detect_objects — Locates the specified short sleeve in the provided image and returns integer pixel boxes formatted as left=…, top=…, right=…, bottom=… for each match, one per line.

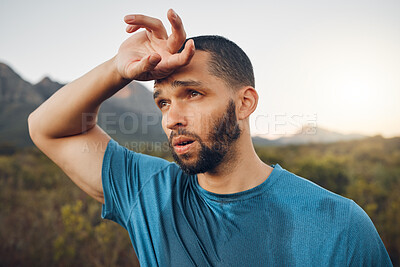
left=346, top=200, right=393, bottom=266
left=101, top=139, right=171, bottom=228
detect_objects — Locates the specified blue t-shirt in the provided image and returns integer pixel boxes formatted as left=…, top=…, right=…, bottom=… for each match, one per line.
left=101, top=139, right=392, bottom=266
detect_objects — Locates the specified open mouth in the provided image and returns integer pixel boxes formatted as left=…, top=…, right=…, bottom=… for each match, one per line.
left=172, top=136, right=196, bottom=154
left=176, top=140, right=194, bottom=146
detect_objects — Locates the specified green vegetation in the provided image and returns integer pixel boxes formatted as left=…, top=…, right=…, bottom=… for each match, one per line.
left=0, top=146, right=138, bottom=266
left=0, top=136, right=399, bottom=266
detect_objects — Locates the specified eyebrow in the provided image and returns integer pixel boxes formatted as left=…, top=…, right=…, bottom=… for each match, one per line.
left=153, top=79, right=204, bottom=99
left=171, top=79, right=203, bottom=88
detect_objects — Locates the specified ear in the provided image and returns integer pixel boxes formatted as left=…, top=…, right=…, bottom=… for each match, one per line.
left=236, top=86, right=258, bottom=120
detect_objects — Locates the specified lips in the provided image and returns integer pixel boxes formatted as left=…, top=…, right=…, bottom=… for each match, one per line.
left=172, top=136, right=196, bottom=154
left=172, top=136, right=195, bottom=146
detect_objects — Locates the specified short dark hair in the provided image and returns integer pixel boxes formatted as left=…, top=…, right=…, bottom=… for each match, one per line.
left=179, top=35, right=255, bottom=89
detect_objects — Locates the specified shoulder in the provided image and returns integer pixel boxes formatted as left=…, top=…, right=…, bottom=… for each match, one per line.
left=271, top=165, right=392, bottom=265
left=102, top=139, right=187, bottom=198
left=103, top=139, right=176, bottom=176
left=273, top=165, right=352, bottom=209
left=346, top=200, right=393, bottom=266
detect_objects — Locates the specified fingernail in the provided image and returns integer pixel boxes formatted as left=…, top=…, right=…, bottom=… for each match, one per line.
left=125, top=15, right=135, bottom=22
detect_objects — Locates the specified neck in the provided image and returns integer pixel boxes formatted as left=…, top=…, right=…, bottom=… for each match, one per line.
left=197, top=133, right=273, bottom=195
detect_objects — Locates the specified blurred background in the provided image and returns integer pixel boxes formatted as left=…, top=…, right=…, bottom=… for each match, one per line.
left=0, top=0, right=399, bottom=266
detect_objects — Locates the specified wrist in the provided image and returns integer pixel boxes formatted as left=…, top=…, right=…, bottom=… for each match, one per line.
left=109, top=56, right=132, bottom=87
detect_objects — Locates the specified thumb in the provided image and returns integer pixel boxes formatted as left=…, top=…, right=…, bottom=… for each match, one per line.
left=140, top=53, right=162, bottom=73
left=146, top=53, right=162, bottom=70
left=126, top=53, right=161, bottom=79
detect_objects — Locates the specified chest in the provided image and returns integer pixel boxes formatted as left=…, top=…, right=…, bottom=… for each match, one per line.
left=128, top=189, right=346, bottom=266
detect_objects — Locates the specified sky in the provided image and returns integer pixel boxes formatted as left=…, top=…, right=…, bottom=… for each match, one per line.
left=1, top=0, right=399, bottom=138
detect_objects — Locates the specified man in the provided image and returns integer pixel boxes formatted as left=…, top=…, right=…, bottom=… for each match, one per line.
left=28, top=9, right=392, bottom=266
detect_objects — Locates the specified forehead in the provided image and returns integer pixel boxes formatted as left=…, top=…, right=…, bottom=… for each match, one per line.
left=154, top=51, right=216, bottom=90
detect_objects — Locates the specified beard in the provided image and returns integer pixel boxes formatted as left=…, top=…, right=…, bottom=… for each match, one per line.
left=168, top=99, right=241, bottom=175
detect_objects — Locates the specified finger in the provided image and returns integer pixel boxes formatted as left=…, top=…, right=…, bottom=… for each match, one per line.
left=126, top=25, right=141, bottom=33
left=124, top=14, right=168, bottom=39
left=165, top=39, right=195, bottom=70
left=166, top=9, right=187, bottom=53
left=126, top=53, right=162, bottom=79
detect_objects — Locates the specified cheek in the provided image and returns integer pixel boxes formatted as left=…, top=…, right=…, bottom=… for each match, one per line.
left=161, top=117, right=170, bottom=135
left=192, top=112, right=217, bottom=138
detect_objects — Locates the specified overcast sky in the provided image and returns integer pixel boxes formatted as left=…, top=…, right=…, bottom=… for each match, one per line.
left=1, top=0, right=399, bottom=138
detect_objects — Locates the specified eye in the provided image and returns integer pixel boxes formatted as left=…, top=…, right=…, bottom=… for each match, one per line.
left=189, top=90, right=202, bottom=98
left=158, top=100, right=170, bottom=109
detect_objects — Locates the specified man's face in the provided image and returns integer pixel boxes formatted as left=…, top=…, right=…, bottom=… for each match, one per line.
left=153, top=51, right=241, bottom=174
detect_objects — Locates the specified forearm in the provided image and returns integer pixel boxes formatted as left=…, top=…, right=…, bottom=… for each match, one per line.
left=28, top=56, right=130, bottom=140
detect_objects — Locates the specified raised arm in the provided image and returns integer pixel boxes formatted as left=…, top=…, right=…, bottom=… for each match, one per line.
left=28, top=9, right=194, bottom=203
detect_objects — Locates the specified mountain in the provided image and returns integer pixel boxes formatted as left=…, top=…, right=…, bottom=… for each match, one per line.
left=0, top=63, right=41, bottom=147
left=32, top=76, right=63, bottom=100
left=98, top=82, right=166, bottom=145
left=252, top=125, right=367, bottom=146
left=0, top=61, right=369, bottom=148
left=0, top=63, right=42, bottom=105
left=0, top=62, right=166, bottom=147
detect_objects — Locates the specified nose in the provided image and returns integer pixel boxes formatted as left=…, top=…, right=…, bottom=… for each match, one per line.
left=164, top=102, right=189, bottom=130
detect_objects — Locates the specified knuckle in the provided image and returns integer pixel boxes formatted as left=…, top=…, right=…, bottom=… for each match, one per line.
left=154, top=19, right=164, bottom=29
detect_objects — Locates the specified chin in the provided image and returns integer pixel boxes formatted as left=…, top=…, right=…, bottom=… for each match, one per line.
left=177, top=153, right=199, bottom=164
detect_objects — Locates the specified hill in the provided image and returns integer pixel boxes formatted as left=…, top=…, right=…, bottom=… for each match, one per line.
left=253, top=125, right=367, bottom=146
left=0, top=62, right=166, bottom=147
